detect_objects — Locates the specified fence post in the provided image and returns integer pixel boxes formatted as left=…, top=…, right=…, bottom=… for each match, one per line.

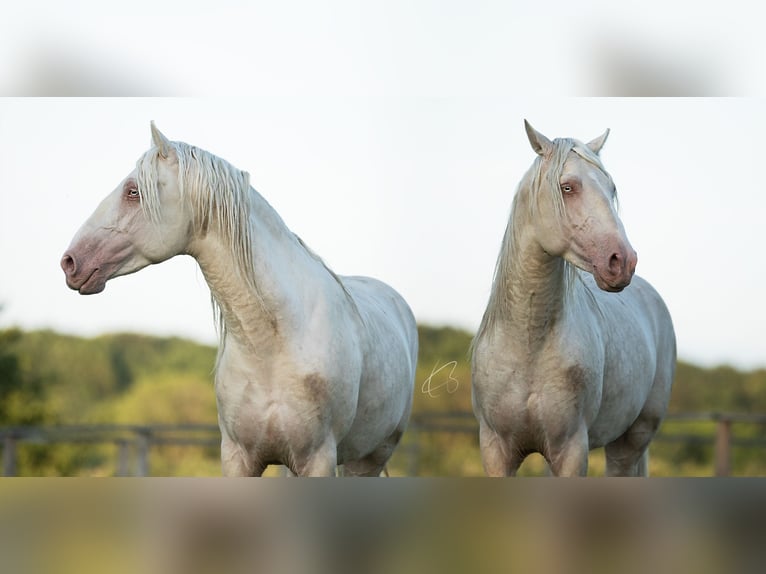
left=714, top=417, right=732, bottom=477
left=407, top=431, right=421, bottom=477
left=3, top=436, right=17, bottom=477
left=136, top=431, right=150, bottom=477
left=115, top=439, right=130, bottom=477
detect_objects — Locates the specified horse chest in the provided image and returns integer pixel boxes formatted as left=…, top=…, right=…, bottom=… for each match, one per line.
left=210, top=302, right=405, bottom=473
left=478, top=331, right=602, bottom=428
left=510, top=361, right=595, bottom=410
left=214, top=352, right=351, bottom=451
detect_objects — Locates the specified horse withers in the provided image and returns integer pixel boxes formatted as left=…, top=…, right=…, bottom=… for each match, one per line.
left=62, top=123, right=417, bottom=477
left=471, top=121, right=676, bottom=476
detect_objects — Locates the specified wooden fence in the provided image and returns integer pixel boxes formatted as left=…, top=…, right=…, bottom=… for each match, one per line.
left=1, top=412, right=764, bottom=477
left=0, top=423, right=219, bottom=477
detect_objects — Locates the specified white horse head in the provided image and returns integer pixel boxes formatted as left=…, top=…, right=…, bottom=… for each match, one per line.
left=61, top=123, right=201, bottom=293
left=521, top=120, right=637, bottom=292
left=61, top=123, right=259, bottom=298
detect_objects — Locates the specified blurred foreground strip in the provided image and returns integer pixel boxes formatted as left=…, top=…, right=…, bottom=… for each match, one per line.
left=0, top=479, right=764, bottom=574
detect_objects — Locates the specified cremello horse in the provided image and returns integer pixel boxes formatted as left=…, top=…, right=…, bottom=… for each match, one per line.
left=62, top=123, right=417, bottom=476
left=471, top=121, right=675, bottom=476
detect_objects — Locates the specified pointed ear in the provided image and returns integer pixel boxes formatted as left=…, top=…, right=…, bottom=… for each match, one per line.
left=150, top=121, right=171, bottom=158
left=586, top=129, right=610, bottom=154
left=524, top=119, right=553, bottom=156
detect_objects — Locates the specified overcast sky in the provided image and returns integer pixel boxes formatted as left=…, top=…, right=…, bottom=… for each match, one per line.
left=1, top=98, right=764, bottom=369
left=1, top=2, right=762, bottom=96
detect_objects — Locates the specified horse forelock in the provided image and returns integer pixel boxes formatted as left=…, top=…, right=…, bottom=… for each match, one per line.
left=524, top=137, right=617, bottom=237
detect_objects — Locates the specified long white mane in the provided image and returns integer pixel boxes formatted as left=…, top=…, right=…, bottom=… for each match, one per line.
left=475, top=137, right=616, bottom=344
left=135, top=139, right=354, bottom=344
left=136, top=140, right=265, bottom=337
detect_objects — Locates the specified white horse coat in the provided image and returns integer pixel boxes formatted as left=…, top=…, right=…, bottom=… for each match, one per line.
left=471, top=121, right=675, bottom=476
left=62, top=123, right=417, bottom=476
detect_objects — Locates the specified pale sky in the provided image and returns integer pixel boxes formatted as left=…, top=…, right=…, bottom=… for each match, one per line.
left=1, top=98, right=764, bottom=369
left=1, top=2, right=762, bottom=96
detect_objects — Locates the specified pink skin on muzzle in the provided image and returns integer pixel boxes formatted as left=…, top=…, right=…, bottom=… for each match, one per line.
left=592, top=246, right=638, bottom=292
left=61, top=235, right=135, bottom=295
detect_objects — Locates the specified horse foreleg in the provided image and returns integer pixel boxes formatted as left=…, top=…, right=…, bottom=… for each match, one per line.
left=605, top=415, right=658, bottom=476
left=548, top=426, right=589, bottom=477
left=295, top=438, right=338, bottom=477
left=605, top=444, right=648, bottom=477
left=342, top=441, right=398, bottom=477
left=220, top=436, right=262, bottom=477
left=479, top=422, right=522, bottom=476
left=636, top=450, right=649, bottom=476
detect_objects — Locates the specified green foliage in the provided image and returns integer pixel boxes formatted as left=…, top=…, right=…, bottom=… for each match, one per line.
left=11, top=330, right=216, bottom=423
left=414, top=325, right=474, bottom=414
left=0, top=327, right=51, bottom=426
left=103, top=373, right=220, bottom=476
left=657, top=360, right=766, bottom=475
left=2, top=329, right=217, bottom=475
left=104, top=373, right=217, bottom=424
left=0, top=327, right=24, bottom=421
left=670, top=361, right=766, bottom=414
left=417, top=324, right=474, bottom=368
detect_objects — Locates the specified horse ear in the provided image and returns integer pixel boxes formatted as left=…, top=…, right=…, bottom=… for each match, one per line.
left=586, top=129, right=610, bottom=154
left=524, top=120, right=553, bottom=156
left=150, top=121, right=171, bottom=158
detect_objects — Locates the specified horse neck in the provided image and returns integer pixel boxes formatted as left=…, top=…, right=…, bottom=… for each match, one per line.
left=188, top=188, right=323, bottom=352
left=489, top=207, right=570, bottom=348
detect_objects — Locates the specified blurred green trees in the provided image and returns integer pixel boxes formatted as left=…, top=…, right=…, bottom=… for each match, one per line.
left=0, top=327, right=51, bottom=426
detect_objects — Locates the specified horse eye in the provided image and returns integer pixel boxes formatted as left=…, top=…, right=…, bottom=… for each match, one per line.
left=561, top=184, right=573, bottom=194
left=126, top=188, right=140, bottom=200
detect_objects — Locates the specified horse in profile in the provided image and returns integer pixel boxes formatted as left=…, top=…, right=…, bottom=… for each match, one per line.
left=471, top=121, right=675, bottom=476
left=62, top=122, right=418, bottom=476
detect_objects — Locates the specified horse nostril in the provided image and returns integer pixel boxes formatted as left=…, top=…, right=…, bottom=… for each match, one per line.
left=61, top=253, right=76, bottom=275
left=608, top=252, right=623, bottom=276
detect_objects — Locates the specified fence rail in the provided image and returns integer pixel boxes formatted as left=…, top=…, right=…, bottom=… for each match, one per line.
left=0, top=424, right=220, bottom=477
left=1, top=412, right=764, bottom=476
